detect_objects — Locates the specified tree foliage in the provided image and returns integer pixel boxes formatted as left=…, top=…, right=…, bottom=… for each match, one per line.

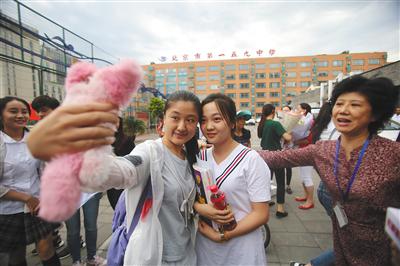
left=148, top=97, right=165, bottom=119
left=123, top=116, right=146, bottom=136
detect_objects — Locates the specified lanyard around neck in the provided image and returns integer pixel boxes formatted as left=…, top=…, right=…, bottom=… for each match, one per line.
left=333, top=137, right=370, bottom=202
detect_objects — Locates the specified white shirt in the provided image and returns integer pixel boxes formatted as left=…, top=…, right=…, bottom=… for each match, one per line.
left=319, top=121, right=341, bottom=141
left=0, top=131, right=41, bottom=214
left=195, top=144, right=270, bottom=266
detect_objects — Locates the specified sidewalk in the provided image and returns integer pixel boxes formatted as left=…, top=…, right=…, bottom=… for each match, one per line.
left=27, top=132, right=333, bottom=265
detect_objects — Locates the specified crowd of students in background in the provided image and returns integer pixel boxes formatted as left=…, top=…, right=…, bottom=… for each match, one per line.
left=0, top=75, right=399, bottom=266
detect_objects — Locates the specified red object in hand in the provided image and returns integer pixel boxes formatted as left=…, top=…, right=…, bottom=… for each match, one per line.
left=210, top=185, right=237, bottom=231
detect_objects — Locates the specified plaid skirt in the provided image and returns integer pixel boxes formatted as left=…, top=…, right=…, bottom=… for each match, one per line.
left=0, top=212, right=60, bottom=252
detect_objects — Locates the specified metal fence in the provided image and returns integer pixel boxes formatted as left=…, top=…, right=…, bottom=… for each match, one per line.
left=0, top=0, right=118, bottom=101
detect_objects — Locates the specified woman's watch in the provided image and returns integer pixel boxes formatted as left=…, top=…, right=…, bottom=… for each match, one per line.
left=219, top=231, right=227, bottom=242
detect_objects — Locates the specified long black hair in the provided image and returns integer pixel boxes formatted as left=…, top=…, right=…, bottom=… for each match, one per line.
left=113, top=117, right=135, bottom=156
left=0, top=96, right=31, bottom=131
left=310, top=102, right=332, bottom=143
left=164, top=91, right=202, bottom=167
left=257, top=104, right=275, bottom=138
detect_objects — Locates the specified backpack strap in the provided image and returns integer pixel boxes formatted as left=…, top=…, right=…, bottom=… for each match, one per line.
left=127, top=177, right=152, bottom=236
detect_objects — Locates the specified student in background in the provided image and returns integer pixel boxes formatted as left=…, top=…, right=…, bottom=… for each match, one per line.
left=0, top=96, right=60, bottom=266
left=233, top=111, right=251, bottom=147
left=258, top=104, right=292, bottom=217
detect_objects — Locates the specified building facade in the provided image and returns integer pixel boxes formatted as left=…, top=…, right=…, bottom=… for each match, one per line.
left=0, top=13, right=71, bottom=102
left=140, top=52, right=386, bottom=118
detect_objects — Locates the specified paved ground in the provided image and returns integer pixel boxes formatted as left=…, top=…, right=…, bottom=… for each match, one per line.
left=27, top=126, right=333, bottom=265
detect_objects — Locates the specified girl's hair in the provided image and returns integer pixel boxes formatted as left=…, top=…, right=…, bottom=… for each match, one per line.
left=330, top=75, right=398, bottom=135
left=299, top=103, right=311, bottom=115
left=113, top=117, right=136, bottom=156
left=0, top=96, right=31, bottom=130
left=257, top=104, right=275, bottom=138
left=282, top=105, right=292, bottom=110
left=201, top=93, right=236, bottom=131
left=31, top=95, right=60, bottom=112
left=310, top=101, right=332, bottom=143
left=164, top=90, right=202, bottom=167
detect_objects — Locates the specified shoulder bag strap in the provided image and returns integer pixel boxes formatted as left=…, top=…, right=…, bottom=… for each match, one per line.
left=127, top=177, right=152, bottom=236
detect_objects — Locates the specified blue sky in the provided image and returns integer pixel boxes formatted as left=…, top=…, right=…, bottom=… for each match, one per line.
left=18, top=0, right=400, bottom=65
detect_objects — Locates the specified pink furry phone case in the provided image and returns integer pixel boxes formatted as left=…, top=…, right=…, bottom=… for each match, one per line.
left=39, top=60, right=142, bottom=222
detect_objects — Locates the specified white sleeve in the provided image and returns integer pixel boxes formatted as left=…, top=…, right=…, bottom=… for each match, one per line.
left=81, top=142, right=151, bottom=191
left=245, top=151, right=271, bottom=202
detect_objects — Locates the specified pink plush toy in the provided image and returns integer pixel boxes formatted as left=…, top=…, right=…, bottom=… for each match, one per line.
left=39, top=60, right=142, bottom=222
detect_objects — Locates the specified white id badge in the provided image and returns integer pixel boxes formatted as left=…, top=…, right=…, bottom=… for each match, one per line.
left=333, top=202, right=348, bottom=228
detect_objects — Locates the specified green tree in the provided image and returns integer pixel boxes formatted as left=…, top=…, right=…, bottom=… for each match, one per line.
left=148, top=97, right=165, bottom=119
left=123, top=116, right=146, bottom=136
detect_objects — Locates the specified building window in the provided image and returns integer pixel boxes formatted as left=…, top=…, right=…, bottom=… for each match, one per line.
left=240, top=102, right=249, bottom=108
left=156, top=69, right=165, bottom=74
left=255, top=73, right=266, bottom=79
left=270, top=92, right=280, bottom=97
left=287, top=72, right=296, bottom=78
left=239, top=73, right=249, bottom=79
left=209, top=65, right=219, bottom=71
left=271, top=102, right=280, bottom=107
left=179, top=68, right=187, bottom=72
left=269, top=63, right=280, bottom=68
left=332, top=71, right=342, bottom=77
left=300, top=81, right=311, bottom=87
left=196, top=66, right=206, bottom=72
left=332, top=60, right=343, bottom=67
left=256, top=83, right=266, bottom=88
left=240, top=93, right=249, bottom=98
left=166, top=68, right=177, bottom=73
left=317, top=71, right=329, bottom=77
left=256, top=102, right=264, bottom=107
left=226, top=84, right=236, bottom=89
left=286, top=81, right=296, bottom=87
left=316, top=61, right=328, bottom=67
left=352, top=59, right=364, bottom=66
left=210, top=84, right=219, bottom=90
left=368, top=59, right=380, bottom=65
left=209, top=74, right=219, bottom=81
left=225, top=64, right=236, bottom=71
left=226, top=74, right=235, bottom=80
left=256, top=92, right=265, bottom=98
left=196, top=76, right=206, bottom=81
left=255, top=64, right=266, bottom=69
left=240, top=83, right=249, bottom=89
left=239, top=64, right=249, bottom=70
left=179, top=85, right=188, bottom=90
left=300, top=62, right=311, bottom=67
left=196, top=85, right=206, bottom=90
left=286, top=62, right=297, bottom=68
left=269, top=82, right=280, bottom=88
left=269, top=72, right=280, bottom=78
left=227, top=93, right=236, bottom=99
left=300, top=72, right=311, bottom=77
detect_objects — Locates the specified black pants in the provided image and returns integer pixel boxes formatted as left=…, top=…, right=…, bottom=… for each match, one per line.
left=285, top=168, right=292, bottom=186
left=106, top=188, right=123, bottom=210
left=271, top=168, right=285, bottom=204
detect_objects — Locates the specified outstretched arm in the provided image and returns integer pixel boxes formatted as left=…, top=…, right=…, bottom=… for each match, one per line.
left=27, top=103, right=118, bottom=161
left=258, top=144, right=316, bottom=169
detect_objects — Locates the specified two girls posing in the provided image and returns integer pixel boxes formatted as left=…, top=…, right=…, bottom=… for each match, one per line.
left=28, top=91, right=271, bottom=265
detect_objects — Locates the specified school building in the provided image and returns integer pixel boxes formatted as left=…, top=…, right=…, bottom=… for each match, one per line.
left=134, top=51, right=386, bottom=120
